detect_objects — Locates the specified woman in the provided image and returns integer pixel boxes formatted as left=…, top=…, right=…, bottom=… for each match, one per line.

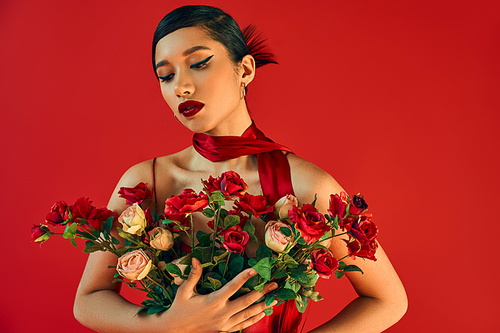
left=74, top=5, right=407, bottom=333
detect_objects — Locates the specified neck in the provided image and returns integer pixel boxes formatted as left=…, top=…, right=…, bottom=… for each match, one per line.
left=189, top=146, right=257, bottom=175
left=203, top=105, right=253, bottom=137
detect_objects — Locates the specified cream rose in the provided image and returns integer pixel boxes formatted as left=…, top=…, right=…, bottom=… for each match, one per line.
left=265, top=220, right=292, bottom=253
left=118, top=203, right=147, bottom=235
left=116, top=249, right=152, bottom=281
left=149, top=227, right=174, bottom=251
left=274, top=194, right=298, bottom=219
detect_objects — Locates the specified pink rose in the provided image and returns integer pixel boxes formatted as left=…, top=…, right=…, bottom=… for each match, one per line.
left=203, top=171, right=248, bottom=198
left=118, top=203, right=147, bottom=235
left=116, top=249, right=153, bottom=281
left=45, top=201, right=69, bottom=226
left=274, top=194, right=298, bottom=219
left=234, top=193, right=273, bottom=218
left=310, top=248, right=339, bottom=279
left=328, top=192, right=348, bottom=220
left=264, top=220, right=292, bottom=253
left=118, top=182, right=153, bottom=206
left=164, top=189, right=208, bottom=215
left=149, top=227, right=174, bottom=251
left=222, top=225, right=249, bottom=253
left=289, top=204, right=329, bottom=243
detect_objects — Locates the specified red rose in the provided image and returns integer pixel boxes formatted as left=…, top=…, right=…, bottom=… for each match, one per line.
left=85, top=206, right=118, bottom=230
left=310, top=248, right=339, bottom=279
left=289, top=204, right=329, bottom=243
left=165, top=214, right=189, bottom=232
left=344, top=238, right=378, bottom=261
left=71, top=197, right=97, bottom=224
left=350, top=214, right=378, bottom=242
left=164, top=189, right=208, bottom=215
left=339, top=215, right=357, bottom=232
left=118, top=182, right=153, bottom=206
left=328, top=192, right=348, bottom=220
left=31, top=225, right=48, bottom=242
left=221, top=225, right=249, bottom=253
left=234, top=194, right=273, bottom=218
left=203, top=171, right=248, bottom=197
left=349, top=194, right=368, bottom=215
left=45, top=201, right=69, bottom=226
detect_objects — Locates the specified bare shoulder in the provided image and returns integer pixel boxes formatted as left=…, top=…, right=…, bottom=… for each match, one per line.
left=107, top=148, right=191, bottom=213
left=287, top=153, right=344, bottom=210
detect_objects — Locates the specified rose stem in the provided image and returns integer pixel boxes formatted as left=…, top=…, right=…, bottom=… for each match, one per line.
left=222, top=252, right=231, bottom=279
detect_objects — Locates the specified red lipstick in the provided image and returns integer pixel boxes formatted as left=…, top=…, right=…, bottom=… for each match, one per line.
left=178, top=100, right=204, bottom=118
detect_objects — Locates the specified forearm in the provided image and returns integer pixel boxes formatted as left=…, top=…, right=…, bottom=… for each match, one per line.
left=308, top=295, right=407, bottom=333
left=74, top=289, right=171, bottom=333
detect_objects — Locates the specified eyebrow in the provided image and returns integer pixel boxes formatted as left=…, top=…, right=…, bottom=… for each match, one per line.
left=155, top=45, right=212, bottom=70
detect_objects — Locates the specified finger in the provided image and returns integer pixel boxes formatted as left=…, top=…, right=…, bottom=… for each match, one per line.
left=229, top=282, right=278, bottom=313
left=226, top=300, right=278, bottom=332
left=176, top=257, right=201, bottom=298
left=214, top=268, right=258, bottom=300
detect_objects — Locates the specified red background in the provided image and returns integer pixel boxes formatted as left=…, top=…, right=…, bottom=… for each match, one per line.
left=1, top=0, right=499, bottom=332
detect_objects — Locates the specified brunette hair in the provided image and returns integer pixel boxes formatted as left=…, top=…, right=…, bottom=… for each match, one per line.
left=152, top=5, right=277, bottom=78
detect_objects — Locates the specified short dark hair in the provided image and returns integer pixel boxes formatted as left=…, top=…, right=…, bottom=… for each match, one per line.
left=152, top=5, right=277, bottom=78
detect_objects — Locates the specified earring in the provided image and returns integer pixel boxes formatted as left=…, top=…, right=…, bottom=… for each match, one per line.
left=244, top=84, right=247, bottom=96
left=174, top=114, right=180, bottom=123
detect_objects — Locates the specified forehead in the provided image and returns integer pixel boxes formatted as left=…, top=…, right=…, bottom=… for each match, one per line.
left=155, top=26, right=221, bottom=61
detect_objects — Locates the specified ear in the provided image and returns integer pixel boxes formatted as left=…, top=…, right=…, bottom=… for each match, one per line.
left=240, top=54, right=256, bottom=85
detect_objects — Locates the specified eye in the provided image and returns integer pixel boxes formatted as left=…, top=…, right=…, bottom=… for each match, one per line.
left=190, top=55, right=214, bottom=69
left=158, top=73, right=174, bottom=83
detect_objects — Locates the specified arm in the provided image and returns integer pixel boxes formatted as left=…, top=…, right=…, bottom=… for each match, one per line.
left=288, top=155, right=408, bottom=332
left=73, top=161, right=277, bottom=333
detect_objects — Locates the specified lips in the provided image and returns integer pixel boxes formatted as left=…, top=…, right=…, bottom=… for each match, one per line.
left=178, top=100, right=204, bottom=118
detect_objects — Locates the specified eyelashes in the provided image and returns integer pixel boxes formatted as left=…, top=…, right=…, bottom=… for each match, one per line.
left=158, top=55, right=214, bottom=83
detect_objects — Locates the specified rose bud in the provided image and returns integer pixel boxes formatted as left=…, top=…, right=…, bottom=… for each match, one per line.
left=118, top=203, right=147, bottom=235
left=118, top=182, right=153, bottom=206
left=264, top=220, right=292, bottom=253
left=349, top=194, right=368, bottom=215
left=116, top=249, right=153, bottom=281
left=328, top=192, right=348, bottom=219
left=274, top=194, right=298, bottom=219
left=31, top=225, right=49, bottom=243
left=149, top=227, right=174, bottom=251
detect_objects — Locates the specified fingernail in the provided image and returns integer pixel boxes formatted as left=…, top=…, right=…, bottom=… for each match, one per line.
left=259, top=312, right=266, bottom=319
left=248, top=269, right=257, bottom=276
left=271, top=300, right=278, bottom=306
left=269, top=282, right=278, bottom=290
left=192, top=258, right=198, bottom=269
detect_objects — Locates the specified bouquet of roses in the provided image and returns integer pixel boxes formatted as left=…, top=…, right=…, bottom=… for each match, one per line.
left=32, top=171, right=378, bottom=316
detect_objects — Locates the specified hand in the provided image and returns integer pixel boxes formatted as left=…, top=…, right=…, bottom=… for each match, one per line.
left=163, top=258, right=278, bottom=333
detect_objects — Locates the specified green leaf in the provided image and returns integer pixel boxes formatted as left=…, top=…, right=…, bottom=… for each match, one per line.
left=209, top=191, right=225, bottom=206
left=228, top=255, right=244, bottom=275
left=254, top=281, right=266, bottom=292
left=196, top=230, right=207, bottom=242
left=344, top=265, right=364, bottom=274
left=243, top=218, right=257, bottom=243
left=256, top=243, right=272, bottom=262
left=111, top=236, right=120, bottom=245
left=165, top=263, right=182, bottom=277
left=83, top=244, right=104, bottom=253
left=299, top=289, right=323, bottom=302
left=104, top=216, right=114, bottom=234
left=35, top=233, right=50, bottom=243
left=223, top=215, right=240, bottom=228
left=311, top=194, right=318, bottom=207
left=263, top=307, right=273, bottom=316
left=70, top=237, right=79, bottom=248
left=265, top=291, right=277, bottom=306
left=338, top=261, right=347, bottom=270
left=295, top=294, right=309, bottom=313
left=63, top=222, right=78, bottom=239
left=202, top=208, right=215, bottom=218
left=277, top=288, right=296, bottom=301
left=274, top=272, right=288, bottom=279
left=285, top=281, right=300, bottom=293
left=335, top=270, right=345, bottom=279
left=75, top=230, right=94, bottom=240
left=147, top=306, right=166, bottom=315
left=117, top=228, right=139, bottom=243
left=289, top=269, right=308, bottom=283
left=280, top=227, right=292, bottom=237
left=282, top=255, right=299, bottom=268
left=207, top=276, right=222, bottom=290
left=299, top=273, right=319, bottom=288
left=297, top=237, right=307, bottom=245
left=250, top=257, right=272, bottom=281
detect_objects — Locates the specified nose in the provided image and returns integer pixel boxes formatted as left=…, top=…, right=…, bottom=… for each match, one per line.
left=174, top=69, right=195, bottom=98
